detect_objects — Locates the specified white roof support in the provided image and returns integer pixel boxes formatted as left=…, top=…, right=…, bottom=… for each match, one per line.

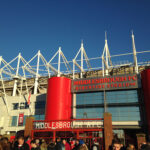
left=48, top=47, right=72, bottom=77
left=73, top=41, right=91, bottom=79
left=131, top=31, right=139, bottom=74
left=34, top=50, right=40, bottom=95
left=0, top=57, right=16, bottom=78
left=58, top=47, right=61, bottom=77
left=102, top=32, right=112, bottom=76
left=2, top=53, right=29, bottom=96
left=23, top=50, right=49, bottom=95
left=23, top=49, right=67, bottom=94
left=0, top=55, right=27, bottom=103
left=0, top=74, right=9, bottom=115
left=23, top=53, right=40, bottom=77
left=12, top=53, right=21, bottom=96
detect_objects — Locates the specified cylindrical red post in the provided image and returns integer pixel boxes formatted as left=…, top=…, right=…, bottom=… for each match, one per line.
left=53, top=131, right=56, bottom=142
left=45, top=77, right=72, bottom=121
left=141, top=69, right=150, bottom=136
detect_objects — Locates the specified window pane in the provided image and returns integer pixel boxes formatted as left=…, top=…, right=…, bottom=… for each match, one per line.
left=12, top=103, right=19, bottom=110
left=39, top=115, right=45, bottom=120
left=107, top=106, right=141, bottom=121
left=23, top=115, right=27, bottom=126
left=11, top=116, right=18, bottom=126
left=76, top=90, right=138, bottom=105
left=76, top=108, right=104, bottom=119
left=35, top=101, right=46, bottom=109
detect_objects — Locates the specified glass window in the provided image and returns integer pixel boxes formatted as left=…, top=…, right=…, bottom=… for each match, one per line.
left=39, top=115, right=45, bottom=120
left=19, top=102, right=29, bottom=109
left=20, top=102, right=25, bottom=109
left=23, top=115, right=28, bottom=126
left=25, top=102, right=29, bottom=109
left=76, top=106, right=140, bottom=121
left=76, top=92, right=104, bottom=105
left=107, top=106, right=140, bottom=121
left=33, top=115, right=45, bottom=120
left=76, top=108, right=104, bottom=119
left=76, top=90, right=138, bottom=105
left=35, top=101, right=46, bottom=109
left=11, top=116, right=18, bottom=126
left=106, top=90, right=138, bottom=103
left=12, top=103, right=19, bottom=110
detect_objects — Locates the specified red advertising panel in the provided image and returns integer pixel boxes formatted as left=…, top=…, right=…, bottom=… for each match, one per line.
left=72, top=74, right=139, bottom=93
left=18, top=113, right=24, bottom=126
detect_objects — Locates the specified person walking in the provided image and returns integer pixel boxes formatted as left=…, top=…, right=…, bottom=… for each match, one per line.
left=62, top=139, right=71, bottom=150
left=78, top=140, right=88, bottom=150
left=31, top=140, right=41, bottom=150
left=55, top=138, right=63, bottom=150
left=47, top=139, right=56, bottom=150
left=13, top=136, right=30, bottom=150
left=40, top=139, right=47, bottom=150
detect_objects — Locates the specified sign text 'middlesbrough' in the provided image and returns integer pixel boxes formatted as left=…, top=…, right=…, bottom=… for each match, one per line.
left=71, top=74, right=139, bottom=93
left=34, top=121, right=102, bottom=130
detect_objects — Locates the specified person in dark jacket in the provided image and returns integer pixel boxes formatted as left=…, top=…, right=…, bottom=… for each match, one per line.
left=73, top=140, right=80, bottom=150
left=13, top=136, right=30, bottom=150
left=31, top=140, right=41, bottom=150
left=55, top=138, right=63, bottom=150
left=47, top=140, right=56, bottom=150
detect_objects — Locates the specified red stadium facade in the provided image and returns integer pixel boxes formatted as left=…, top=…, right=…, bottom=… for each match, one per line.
left=141, top=69, right=150, bottom=137
left=31, top=69, right=150, bottom=148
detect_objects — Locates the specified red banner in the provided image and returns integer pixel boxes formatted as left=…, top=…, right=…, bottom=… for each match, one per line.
left=72, top=74, right=139, bottom=93
left=27, top=92, right=31, bottom=105
left=18, top=113, right=24, bottom=126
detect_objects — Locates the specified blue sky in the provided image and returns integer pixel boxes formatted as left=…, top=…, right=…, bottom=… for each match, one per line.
left=0, top=0, right=150, bottom=63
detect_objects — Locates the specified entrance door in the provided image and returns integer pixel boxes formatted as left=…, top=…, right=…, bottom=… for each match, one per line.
left=78, top=131, right=104, bottom=150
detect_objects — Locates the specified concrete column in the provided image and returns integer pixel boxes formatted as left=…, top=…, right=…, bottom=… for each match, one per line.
left=24, top=116, right=34, bottom=138
left=73, top=94, right=76, bottom=119
left=104, top=112, right=113, bottom=150
left=136, top=133, right=146, bottom=150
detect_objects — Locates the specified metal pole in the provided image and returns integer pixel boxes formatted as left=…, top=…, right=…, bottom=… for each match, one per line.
left=102, top=57, right=105, bottom=77
left=103, top=69, right=107, bottom=112
left=81, top=42, right=84, bottom=78
left=73, top=59, right=75, bottom=79
left=34, top=51, right=40, bottom=95
left=57, top=47, right=61, bottom=77
left=105, top=33, right=109, bottom=76
left=131, top=31, right=139, bottom=74
left=13, top=53, right=21, bottom=96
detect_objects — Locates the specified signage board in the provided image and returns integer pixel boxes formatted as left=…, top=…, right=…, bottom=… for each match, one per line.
left=71, top=74, right=139, bottom=93
left=33, top=120, right=103, bottom=130
left=34, top=121, right=71, bottom=130
left=18, top=113, right=24, bottom=126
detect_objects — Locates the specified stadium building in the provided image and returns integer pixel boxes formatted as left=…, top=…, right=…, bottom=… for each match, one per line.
left=0, top=33, right=150, bottom=148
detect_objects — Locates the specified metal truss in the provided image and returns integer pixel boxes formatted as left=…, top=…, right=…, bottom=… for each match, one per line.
left=0, top=32, right=149, bottom=98
left=73, top=41, right=91, bottom=79
left=102, top=32, right=113, bottom=76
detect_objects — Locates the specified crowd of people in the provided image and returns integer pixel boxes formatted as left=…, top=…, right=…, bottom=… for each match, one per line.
left=0, top=134, right=150, bottom=150
left=0, top=135, right=98, bottom=150
left=110, top=138, right=150, bottom=150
